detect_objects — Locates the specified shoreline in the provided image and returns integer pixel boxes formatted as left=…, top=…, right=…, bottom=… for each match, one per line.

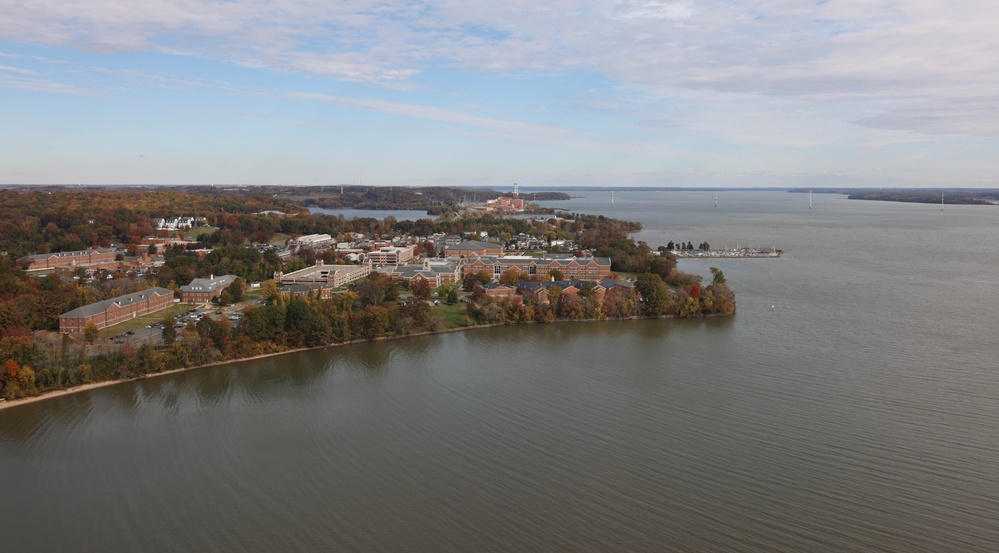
left=0, top=312, right=727, bottom=411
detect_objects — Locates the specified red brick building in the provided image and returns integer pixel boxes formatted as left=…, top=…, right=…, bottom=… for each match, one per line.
left=463, top=255, right=611, bottom=281
left=59, top=287, right=175, bottom=333
left=180, top=275, right=238, bottom=304
left=17, top=248, right=116, bottom=272
left=444, top=240, right=504, bottom=259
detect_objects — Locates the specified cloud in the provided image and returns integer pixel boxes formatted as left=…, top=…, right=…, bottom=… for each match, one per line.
left=2, top=0, right=998, bottom=139
left=290, top=91, right=675, bottom=156
left=0, top=65, right=37, bottom=75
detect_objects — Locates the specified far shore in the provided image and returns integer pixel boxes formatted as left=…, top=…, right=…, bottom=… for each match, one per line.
left=0, top=312, right=726, bottom=411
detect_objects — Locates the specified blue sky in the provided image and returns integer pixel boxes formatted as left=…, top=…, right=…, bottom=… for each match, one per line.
left=1, top=1, right=997, bottom=187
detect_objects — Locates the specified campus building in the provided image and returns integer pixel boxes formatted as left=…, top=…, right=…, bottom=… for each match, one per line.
left=443, top=240, right=504, bottom=259
left=374, top=260, right=462, bottom=288
left=180, top=274, right=239, bottom=304
left=366, top=245, right=415, bottom=265
left=17, top=248, right=117, bottom=272
left=274, top=261, right=372, bottom=288
left=59, top=287, right=174, bottom=333
left=463, top=255, right=612, bottom=282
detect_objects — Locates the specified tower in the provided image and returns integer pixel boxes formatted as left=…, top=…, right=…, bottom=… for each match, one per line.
left=513, top=182, right=519, bottom=196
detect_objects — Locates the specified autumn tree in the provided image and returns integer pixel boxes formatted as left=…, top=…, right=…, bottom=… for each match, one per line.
left=710, top=266, right=726, bottom=285
left=411, top=278, right=432, bottom=299
left=162, top=315, right=177, bottom=345
left=635, top=273, right=670, bottom=316
left=84, top=321, right=100, bottom=343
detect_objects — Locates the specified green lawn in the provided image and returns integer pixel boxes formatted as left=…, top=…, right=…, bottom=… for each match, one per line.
left=101, top=303, right=193, bottom=339
left=431, top=303, right=469, bottom=328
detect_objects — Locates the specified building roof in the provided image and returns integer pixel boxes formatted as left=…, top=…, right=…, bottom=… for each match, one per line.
left=601, top=278, right=635, bottom=290
left=18, top=248, right=115, bottom=263
left=180, top=274, right=238, bottom=292
left=469, top=255, right=611, bottom=267
left=375, top=260, right=459, bottom=279
left=444, top=240, right=501, bottom=251
left=518, top=279, right=605, bottom=292
left=481, top=283, right=518, bottom=291
left=60, top=287, right=173, bottom=319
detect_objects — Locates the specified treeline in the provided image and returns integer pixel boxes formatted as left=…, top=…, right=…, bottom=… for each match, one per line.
left=274, top=185, right=569, bottom=211
left=6, top=267, right=736, bottom=400
left=846, top=191, right=995, bottom=205
left=465, top=276, right=734, bottom=325
left=0, top=188, right=300, bottom=258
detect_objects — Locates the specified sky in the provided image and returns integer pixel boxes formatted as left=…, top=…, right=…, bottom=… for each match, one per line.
left=1, top=1, right=998, bottom=188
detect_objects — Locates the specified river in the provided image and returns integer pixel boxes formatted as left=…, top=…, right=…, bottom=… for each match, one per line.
left=3, top=191, right=998, bottom=552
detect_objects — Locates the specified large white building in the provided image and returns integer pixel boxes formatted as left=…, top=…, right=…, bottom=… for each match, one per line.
left=366, top=245, right=415, bottom=265
left=274, top=261, right=372, bottom=288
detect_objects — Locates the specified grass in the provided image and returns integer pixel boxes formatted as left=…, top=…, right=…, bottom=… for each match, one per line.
left=100, top=303, right=194, bottom=339
left=431, top=303, right=469, bottom=328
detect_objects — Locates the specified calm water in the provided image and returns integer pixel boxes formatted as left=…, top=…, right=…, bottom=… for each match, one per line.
left=3, top=191, right=999, bottom=552
left=308, top=207, right=431, bottom=220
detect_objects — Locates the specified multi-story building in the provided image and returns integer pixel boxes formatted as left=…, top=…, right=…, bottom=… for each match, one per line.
left=153, top=216, right=205, bottom=230
left=180, top=274, right=239, bottom=303
left=463, top=255, right=611, bottom=281
left=366, top=245, right=415, bottom=265
left=517, top=280, right=607, bottom=305
left=17, top=248, right=117, bottom=272
left=59, top=287, right=174, bottom=333
left=444, top=240, right=504, bottom=259
left=374, top=260, right=462, bottom=288
left=486, top=197, right=525, bottom=210
left=274, top=261, right=372, bottom=289
left=279, top=284, right=334, bottom=299
left=480, top=283, right=522, bottom=304
left=294, top=234, right=334, bottom=249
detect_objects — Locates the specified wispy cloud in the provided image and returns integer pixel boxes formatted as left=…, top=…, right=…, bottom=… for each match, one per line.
left=3, top=1, right=998, bottom=137
left=290, top=91, right=676, bottom=156
left=0, top=64, right=37, bottom=75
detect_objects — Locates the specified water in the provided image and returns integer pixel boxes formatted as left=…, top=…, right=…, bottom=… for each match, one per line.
left=308, top=207, right=432, bottom=220
left=3, top=191, right=998, bottom=552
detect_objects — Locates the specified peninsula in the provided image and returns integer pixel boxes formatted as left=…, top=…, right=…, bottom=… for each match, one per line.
left=0, top=186, right=734, bottom=404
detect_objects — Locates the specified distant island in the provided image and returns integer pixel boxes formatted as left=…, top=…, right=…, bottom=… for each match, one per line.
left=789, top=188, right=999, bottom=206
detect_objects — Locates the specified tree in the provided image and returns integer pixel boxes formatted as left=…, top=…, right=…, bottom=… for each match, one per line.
left=411, top=278, right=432, bottom=298
left=261, top=279, right=279, bottom=301
left=438, top=281, right=460, bottom=305
left=635, top=273, right=670, bottom=316
left=224, top=278, right=245, bottom=303
left=162, top=315, right=176, bottom=345
left=84, top=321, right=100, bottom=343
left=353, top=273, right=393, bottom=306
left=548, top=268, right=564, bottom=281
left=359, top=305, right=390, bottom=339
left=710, top=266, right=726, bottom=285
left=474, top=271, right=492, bottom=285
left=499, top=268, right=527, bottom=286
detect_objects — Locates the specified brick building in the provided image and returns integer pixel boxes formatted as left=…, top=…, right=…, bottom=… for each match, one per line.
left=180, top=274, right=239, bottom=303
left=463, top=255, right=611, bottom=282
left=59, top=287, right=174, bottom=333
left=17, top=248, right=117, bottom=272
left=374, top=260, right=462, bottom=288
left=444, top=240, right=504, bottom=259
